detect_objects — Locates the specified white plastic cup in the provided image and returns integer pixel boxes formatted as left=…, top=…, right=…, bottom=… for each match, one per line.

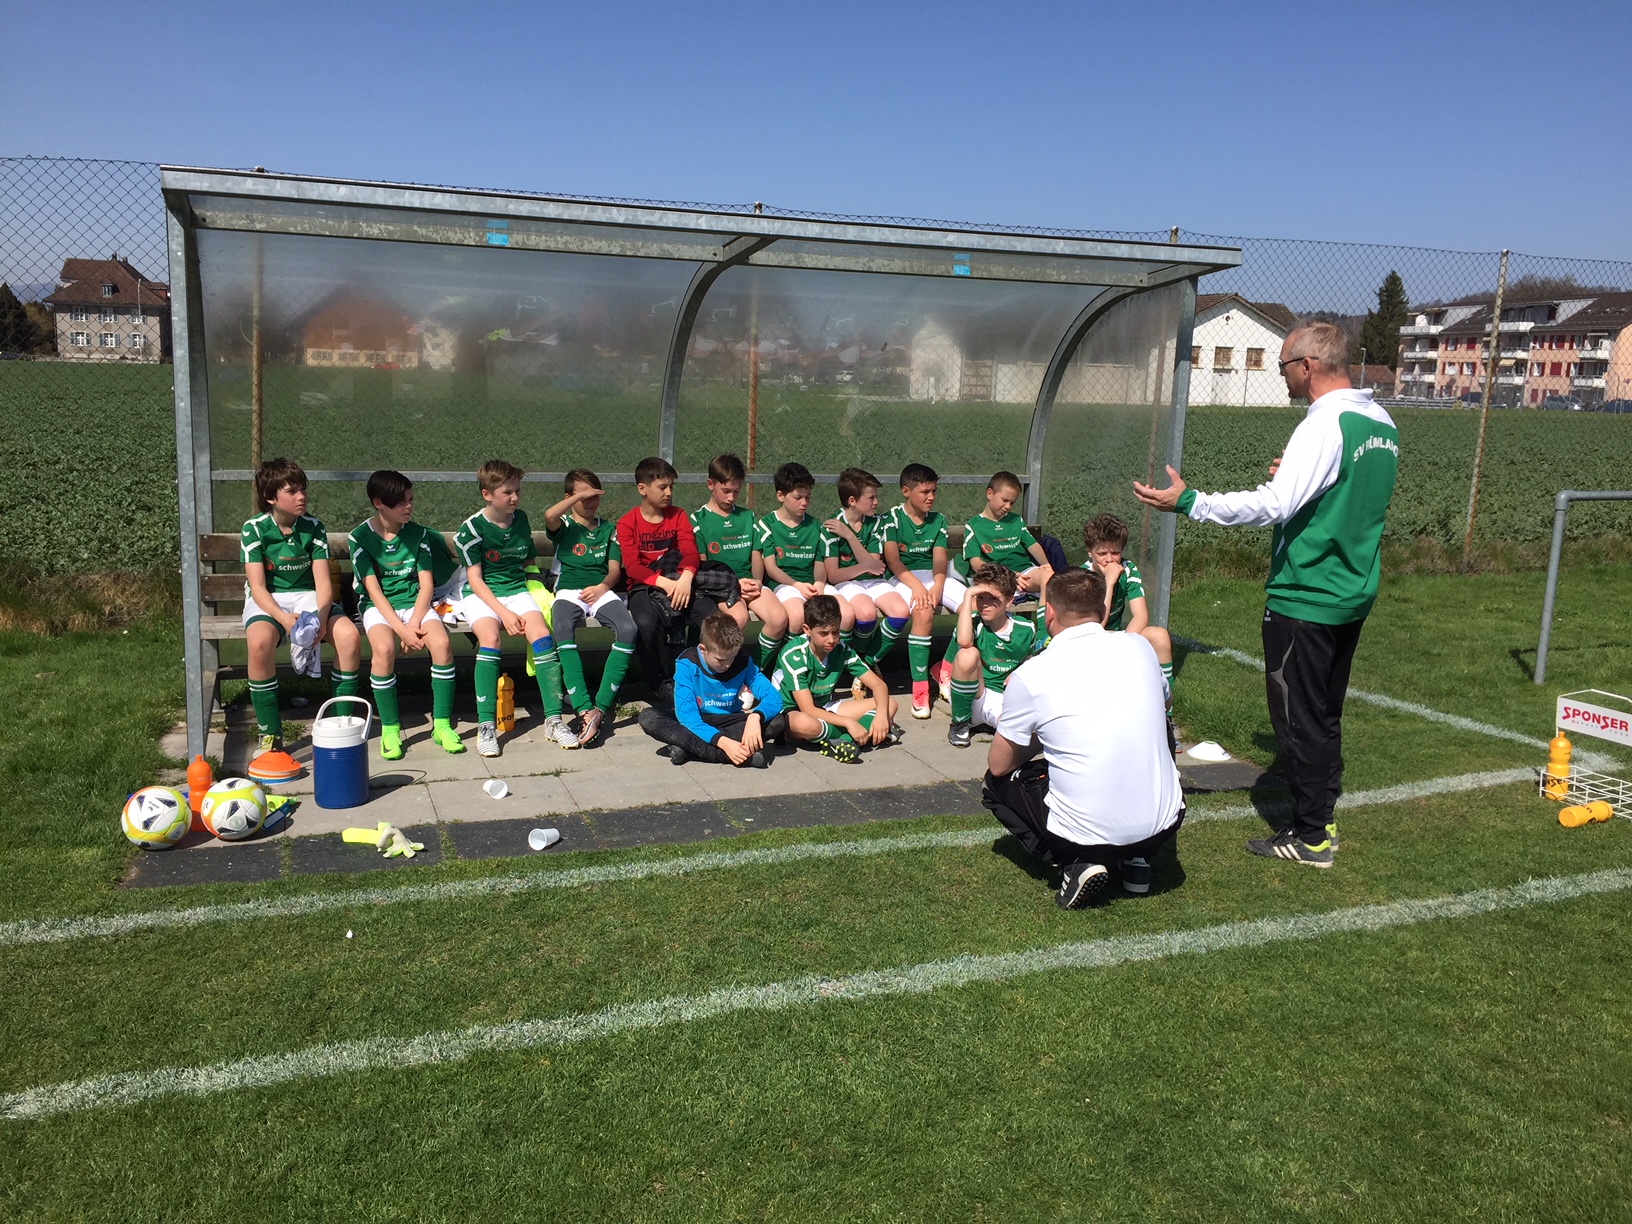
left=483, top=779, right=509, bottom=799
left=528, top=827, right=561, bottom=851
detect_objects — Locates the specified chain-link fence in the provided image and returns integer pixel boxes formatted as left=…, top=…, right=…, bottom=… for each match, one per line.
left=5, top=155, right=1632, bottom=576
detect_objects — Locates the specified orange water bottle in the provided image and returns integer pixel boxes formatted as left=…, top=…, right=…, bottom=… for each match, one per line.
left=1545, top=733, right=1572, bottom=801
left=187, top=754, right=214, bottom=831
left=496, top=673, right=516, bottom=734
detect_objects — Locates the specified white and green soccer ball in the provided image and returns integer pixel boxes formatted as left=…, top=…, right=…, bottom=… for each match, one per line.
left=121, top=785, right=190, bottom=850
left=200, top=777, right=267, bottom=841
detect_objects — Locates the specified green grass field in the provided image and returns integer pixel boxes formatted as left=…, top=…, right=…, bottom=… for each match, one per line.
left=4, top=563, right=1632, bottom=1219
left=6, top=361, right=1632, bottom=575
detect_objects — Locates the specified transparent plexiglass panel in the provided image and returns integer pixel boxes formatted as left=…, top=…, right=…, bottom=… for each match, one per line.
left=673, top=263, right=1103, bottom=521
left=197, top=227, right=698, bottom=529
left=1040, top=282, right=1187, bottom=609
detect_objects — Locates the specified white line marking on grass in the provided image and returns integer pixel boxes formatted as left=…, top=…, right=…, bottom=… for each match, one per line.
left=1174, top=635, right=1618, bottom=767
left=0, top=829, right=994, bottom=950
left=1187, top=767, right=1536, bottom=824
left=7, top=867, right=1628, bottom=1122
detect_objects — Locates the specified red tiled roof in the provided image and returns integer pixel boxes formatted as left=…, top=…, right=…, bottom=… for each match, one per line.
left=44, top=258, right=170, bottom=308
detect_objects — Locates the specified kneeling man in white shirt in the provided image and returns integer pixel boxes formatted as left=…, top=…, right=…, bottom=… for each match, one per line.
left=983, top=567, right=1184, bottom=908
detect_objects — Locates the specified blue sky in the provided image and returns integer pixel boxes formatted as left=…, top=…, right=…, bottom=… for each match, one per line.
left=8, top=0, right=1632, bottom=259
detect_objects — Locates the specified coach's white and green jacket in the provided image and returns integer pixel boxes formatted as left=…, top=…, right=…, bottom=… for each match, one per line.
left=1176, top=388, right=1399, bottom=625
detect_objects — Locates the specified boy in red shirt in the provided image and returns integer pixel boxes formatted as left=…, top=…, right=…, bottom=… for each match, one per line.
left=617, top=456, right=716, bottom=702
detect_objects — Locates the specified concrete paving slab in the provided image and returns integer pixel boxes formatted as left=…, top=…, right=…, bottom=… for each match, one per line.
left=588, top=801, right=737, bottom=849
left=444, top=813, right=602, bottom=861
left=124, top=842, right=283, bottom=889
left=794, top=744, right=949, bottom=791
left=561, top=763, right=712, bottom=811
left=427, top=773, right=577, bottom=824
left=289, top=823, right=443, bottom=876
left=274, top=783, right=440, bottom=839
left=683, top=751, right=825, bottom=801
left=841, top=781, right=986, bottom=822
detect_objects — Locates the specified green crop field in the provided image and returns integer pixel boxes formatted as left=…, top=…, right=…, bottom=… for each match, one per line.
left=4, top=565, right=1632, bottom=1220
left=5, top=361, right=1632, bottom=575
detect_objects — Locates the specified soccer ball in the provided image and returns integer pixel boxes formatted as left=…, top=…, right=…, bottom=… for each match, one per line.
left=120, top=786, right=190, bottom=850
left=200, top=777, right=268, bottom=841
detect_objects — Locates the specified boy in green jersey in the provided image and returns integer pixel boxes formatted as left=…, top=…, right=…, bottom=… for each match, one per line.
left=945, top=564, right=1043, bottom=748
left=960, top=470, right=1053, bottom=595
left=883, top=462, right=965, bottom=719
left=752, top=461, right=825, bottom=648
left=691, top=452, right=789, bottom=667
left=1083, top=513, right=1173, bottom=691
left=541, top=468, right=636, bottom=747
left=240, top=458, right=363, bottom=753
left=350, top=469, right=466, bottom=760
left=453, top=459, right=577, bottom=758
left=771, top=595, right=898, bottom=764
left=822, top=466, right=911, bottom=667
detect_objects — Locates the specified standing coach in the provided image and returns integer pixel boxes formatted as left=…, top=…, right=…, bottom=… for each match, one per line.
left=1134, top=321, right=1399, bottom=868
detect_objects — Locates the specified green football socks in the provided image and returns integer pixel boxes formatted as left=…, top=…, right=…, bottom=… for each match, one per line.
left=331, top=667, right=361, bottom=699
left=531, top=636, right=565, bottom=718
left=558, top=640, right=591, bottom=713
left=1161, top=661, right=1175, bottom=687
left=755, top=630, right=785, bottom=670
left=430, top=663, right=457, bottom=725
left=907, top=634, right=931, bottom=683
left=248, top=678, right=281, bottom=738
left=950, top=679, right=979, bottom=723
left=597, top=640, right=635, bottom=712
left=474, top=647, right=501, bottom=723
left=369, top=673, right=399, bottom=728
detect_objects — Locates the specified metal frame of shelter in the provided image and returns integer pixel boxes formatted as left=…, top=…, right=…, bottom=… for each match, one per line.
left=163, top=166, right=1241, bottom=757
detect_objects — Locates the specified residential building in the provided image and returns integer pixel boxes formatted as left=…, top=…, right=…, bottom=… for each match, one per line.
left=1529, top=292, right=1632, bottom=407
left=43, top=257, right=170, bottom=362
left=1186, top=294, right=1297, bottom=406
left=1395, top=303, right=1482, bottom=397
left=299, top=291, right=420, bottom=368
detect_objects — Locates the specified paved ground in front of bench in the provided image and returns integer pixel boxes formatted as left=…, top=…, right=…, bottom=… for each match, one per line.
left=130, top=690, right=1280, bottom=888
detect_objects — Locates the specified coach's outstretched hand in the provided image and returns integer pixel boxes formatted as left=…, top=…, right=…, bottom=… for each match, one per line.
left=1132, top=465, right=1188, bottom=512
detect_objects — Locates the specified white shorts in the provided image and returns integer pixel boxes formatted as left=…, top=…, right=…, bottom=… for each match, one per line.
left=971, top=685, right=1005, bottom=730
left=457, top=590, right=545, bottom=626
left=835, top=578, right=895, bottom=603
left=242, top=589, right=339, bottom=634
left=361, top=603, right=446, bottom=634
left=554, top=588, right=625, bottom=616
left=823, top=695, right=855, bottom=713
left=773, top=583, right=810, bottom=606
left=891, top=569, right=967, bottom=613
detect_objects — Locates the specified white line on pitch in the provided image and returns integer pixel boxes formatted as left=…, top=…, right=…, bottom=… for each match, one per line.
left=6, top=867, right=1627, bottom=1122
left=1186, top=767, right=1536, bottom=824
left=1174, top=635, right=1618, bottom=768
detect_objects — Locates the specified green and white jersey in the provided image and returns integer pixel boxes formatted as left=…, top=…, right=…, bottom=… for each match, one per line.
left=547, top=516, right=620, bottom=590
left=974, top=616, right=1042, bottom=692
left=240, top=512, right=329, bottom=594
left=419, top=526, right=460, bottom=590
left=961, top=511, right=1038, bottom=578
left=754, top=511, right=822, bottom=586
left=820, top=512, right=886, bottom=571
left=349, top=519, right=431, bottom=607
left=1083, top=557, right=1147, bottom=631
left=454, top=508, right=537, bottom=597
left=884, top=505, right=949, bottom=570
left=690, top=505, right=756, bottom=579
left=775, top=634, right=871, bottom=705
left=1179, top=388, right=1399, bottom=625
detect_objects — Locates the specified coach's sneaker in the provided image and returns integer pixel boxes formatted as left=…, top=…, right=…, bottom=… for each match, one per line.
left=475, top=721, right=500, bottom=758
left=947, top=719, right=973, bottom=748
left=1120, top=855, right=1153, bottom=895
left=1326, top=820, right=1341, bottom=850
left=1056, top=861, right=1110, bottom=909
left=545, top=715, right=581, bottom=750
left=432, top=719, right=466, bottom=754
left=379, top=724, right=404, bottom=761
left=816, top=738, right=861, bottom=764
left=911, top=680, right=932, bottom=719
left=1246, top=828, right=1334, bottom=868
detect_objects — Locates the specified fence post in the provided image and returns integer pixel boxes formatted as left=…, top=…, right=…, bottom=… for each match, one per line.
left=1462, top=248, right=1508, bottom=566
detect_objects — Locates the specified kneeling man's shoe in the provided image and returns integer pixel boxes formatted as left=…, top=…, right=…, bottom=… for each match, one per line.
left=1120, top=855, right=1152, bottom=894
left=1246, top=828, right=1334, bottom=868
left=1056, top=861, right=1110, bottom=909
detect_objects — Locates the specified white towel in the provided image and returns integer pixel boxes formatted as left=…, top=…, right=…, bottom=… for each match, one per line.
left=289, top=611, right=323, bottom=678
